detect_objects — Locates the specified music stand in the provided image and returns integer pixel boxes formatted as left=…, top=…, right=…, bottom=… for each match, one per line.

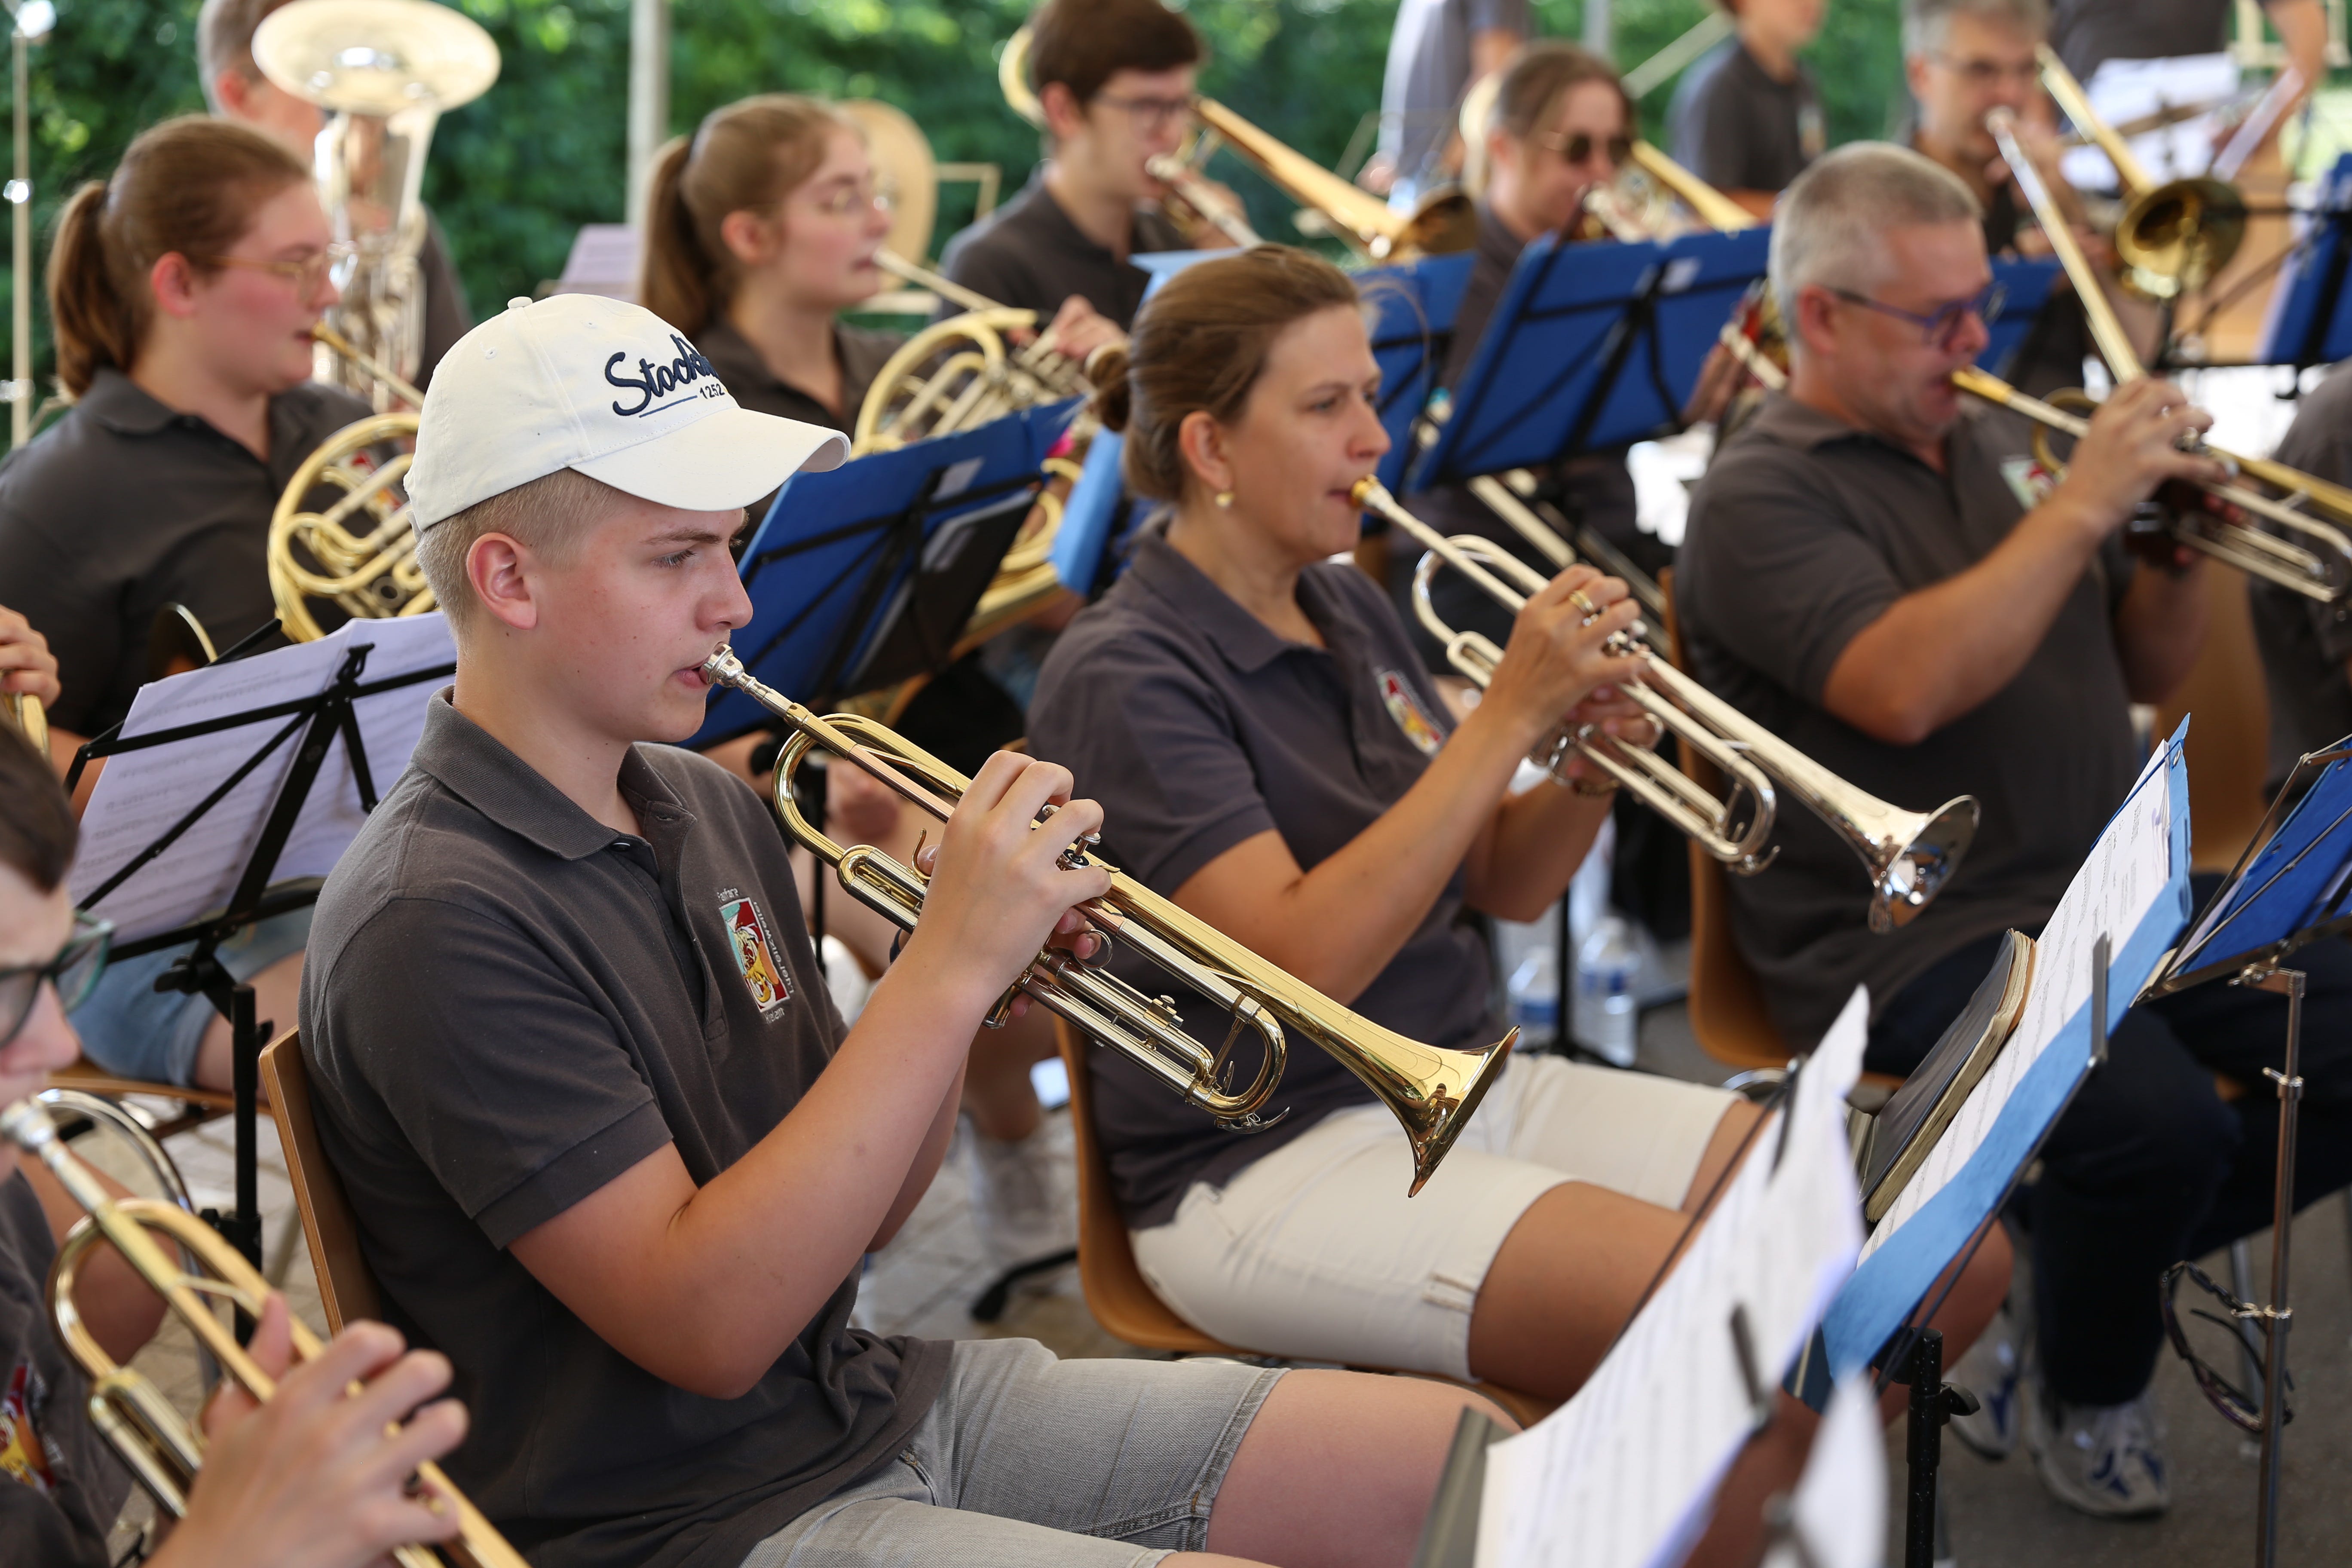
left=2140, top=735, right=2352, bottom=1568
left=63, top=615, right=455, bottom=1267
left=1980, top=255, right=2063, bottom=380
left=2254, top=153, right=2352, bottom=370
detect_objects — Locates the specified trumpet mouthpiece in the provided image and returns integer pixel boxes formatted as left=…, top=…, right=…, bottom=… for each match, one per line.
left=701, top=647, right=747, bottom=686
left=0, top=1099, right=58, bottom=1155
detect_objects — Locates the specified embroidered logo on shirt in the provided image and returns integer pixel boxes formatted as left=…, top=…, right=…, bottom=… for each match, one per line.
left=2000, top=454, right=2058, bottom=510
left=1376, top=669, right=1446, bottom=757
left=0, top=1359, right=57, bottom=1498
left=720, top=896, right=793, bottom=1018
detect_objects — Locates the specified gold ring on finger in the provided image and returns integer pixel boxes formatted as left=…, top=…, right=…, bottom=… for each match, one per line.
left=1568, top=589, right=1600, bottom=620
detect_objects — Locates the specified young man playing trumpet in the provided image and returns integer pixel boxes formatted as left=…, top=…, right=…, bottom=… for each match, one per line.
left=299, top=291, right=1508, bottom=1568
left=1678, top=142, right=2352, bottom=1516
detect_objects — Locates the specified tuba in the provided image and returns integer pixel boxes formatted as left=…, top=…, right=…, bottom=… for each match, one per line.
left=1355, top=479, right=1979, bottom=932
left=0, top=1097, right=528, bottom=1568
left=253, top=0, right=500, bottom=410
left=701, top=648, right=1512, bottom=1193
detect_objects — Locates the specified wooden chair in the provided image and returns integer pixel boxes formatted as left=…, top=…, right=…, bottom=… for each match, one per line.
left=2155, top=563, right=2273, bottom=874
left=259, top=1031, right=383, bottom=1331
left=1053, top=1022, right=1555, bottom=1426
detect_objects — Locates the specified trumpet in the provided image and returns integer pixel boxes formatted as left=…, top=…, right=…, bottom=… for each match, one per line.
left=0, top=1098, right=527, bottom=1568
left=699, top=648, right=1511, bottom=1193
left=3, top=691, right=45, bottom=755
left=1353, top=479, right=1978, bottom=933
left=1972, top=107, right=2352, bottom=601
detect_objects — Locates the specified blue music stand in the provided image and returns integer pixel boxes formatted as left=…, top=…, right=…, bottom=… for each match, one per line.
left=692, top=399, right=1078, bottom=747
left=2140, top=735, right=2352, bottom=1568
left=2256, top=154, right=2352, bottom=369
left=1982, top=255, right=2063, bottom=380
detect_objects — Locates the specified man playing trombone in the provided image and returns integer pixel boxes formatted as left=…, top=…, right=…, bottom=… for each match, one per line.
left=1677, top=141, right=2352, bottom=1519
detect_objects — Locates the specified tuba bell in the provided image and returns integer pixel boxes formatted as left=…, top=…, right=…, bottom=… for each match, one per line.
left=253, top=0, right=500, bottom=410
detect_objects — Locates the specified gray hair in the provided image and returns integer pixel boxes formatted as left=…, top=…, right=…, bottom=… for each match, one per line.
left=1901, top=0, right=2050, bottom=60
left=1769, top=143, right=1983, bottom=320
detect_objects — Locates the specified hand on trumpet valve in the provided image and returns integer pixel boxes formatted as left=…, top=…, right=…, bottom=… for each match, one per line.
left=175, top=1292, right=469, bottom=1566
left=1037, top=294, right=1126, bottom=367
left=2052, top=377, right=2227, bottom=539
left=1483, top=566, right=1647, bottom=756
left=0, top=607, right=60, bottom=708
left=899, top=750, right=1113, bottom=1019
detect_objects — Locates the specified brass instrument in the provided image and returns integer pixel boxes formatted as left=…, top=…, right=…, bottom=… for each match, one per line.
left=2034, top=46, right=2247, bottom=301
left=854, top=251, right=1090, bottom=456
left=1144, top=153, right=1264, bottom=247
left=1623, top=140, right=1761, bottom=235
left=998, top=26, right=1470, bottom=260
left=314, top=318, right=426, bottom=410
left=1354, top=478, right=1978, bottom=932
left=1972, top=107, right=2352, bottom=601
left=3, top=691, right=45, bottom=755
left=700, top=647, right=1512, bottom=1192
left=269, top=410, right=429, bottom=640
left=0, top=1097, right=527, bottom=1568
left=254, top=0, right=501, bottom=409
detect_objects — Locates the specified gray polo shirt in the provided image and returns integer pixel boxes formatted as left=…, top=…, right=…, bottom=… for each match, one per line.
left=937, top=170, right=1186, bottom=331
left=0, top=368, right=373, bottom=735
left=300, top=694, right=946, bottom=1568
left=2253, top=364, right=2352, bottom=791
left=1668, top=40, right=1825, bottom=196
left=1026, top=529, right=1500, bottom=1227
left=2051, top=0, right=2242, bottom=80
left=1378, top=0, right=1531, bottom=198
left=1676, top=393, right=2142, bottom=1049
left=0, top=1171, right=128, bottom=1568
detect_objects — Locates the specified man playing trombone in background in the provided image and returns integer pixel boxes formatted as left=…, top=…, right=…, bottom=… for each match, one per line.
left=1677, top=141, right=2352, bottom=1519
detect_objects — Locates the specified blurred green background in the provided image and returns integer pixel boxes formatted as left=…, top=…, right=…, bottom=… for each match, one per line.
left=0, top=0, right=1919, bottom=393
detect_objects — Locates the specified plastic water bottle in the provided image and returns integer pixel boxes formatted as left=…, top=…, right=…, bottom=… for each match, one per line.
left=1507, top=942, right=1560, bottom=1047
left=1576, top=915, right=1642, bottom=1067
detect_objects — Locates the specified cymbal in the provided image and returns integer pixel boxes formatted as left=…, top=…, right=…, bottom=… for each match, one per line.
left=254, top=0, right=500, bottom=117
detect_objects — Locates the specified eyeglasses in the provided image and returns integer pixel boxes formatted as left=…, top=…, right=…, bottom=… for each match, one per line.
left=805, top=179, right=896, bottom=220
left=194, top=242, right=353, bottom=294
left=1826, top=281, right=2006, bottom=348
left=0, top=911, right=111, bottom=1050
left=2162, top=1261, right=2293, bottom=1435
left=1933, top=53, right=2041, bottom=88
left=1533, top=131, right=1634, bottom=168
left=1091, top=90, right=1198, bottom=133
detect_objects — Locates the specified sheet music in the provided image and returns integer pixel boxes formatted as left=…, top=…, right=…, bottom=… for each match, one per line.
left=72, top=615, right=455, bottom=943
left=1473, top=988, right=1870, bottom=1568
left=1762, top=1374, right=1885, bottom=1568
left=1860, top=742, right=2175, bottom=1260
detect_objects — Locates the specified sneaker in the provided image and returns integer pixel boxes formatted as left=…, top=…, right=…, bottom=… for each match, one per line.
left=2028, top=1389, right=2171, bottom=1518
left=1948, top=1299, right=2025, bottom=1461
left=963, top=1118, right=1076, bottom=1279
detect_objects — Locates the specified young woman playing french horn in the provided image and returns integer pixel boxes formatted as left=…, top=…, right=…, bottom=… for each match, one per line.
left=1023, top=245, right=2011, bottom=1407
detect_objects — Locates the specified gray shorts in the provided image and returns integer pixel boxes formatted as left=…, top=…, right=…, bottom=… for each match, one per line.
left=741, top=1339, right=1282, bottom=1568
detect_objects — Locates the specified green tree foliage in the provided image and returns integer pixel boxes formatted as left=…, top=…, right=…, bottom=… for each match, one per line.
left=3, top=0, right=1910, bottom=393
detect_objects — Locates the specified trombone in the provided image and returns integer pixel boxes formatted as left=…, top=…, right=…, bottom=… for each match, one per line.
left=700, top=647, right=1512, bottom=1194
left=1971, top=107, right=2352, bottom=601
left=1353, top=478, right=1979, bottom=933
left=0, top=1097, right=527, bottom=1568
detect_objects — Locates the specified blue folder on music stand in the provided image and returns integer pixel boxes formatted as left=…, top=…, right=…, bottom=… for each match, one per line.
left=1982, top=255, right=2063, bottom=378
left=2256, top=154, right=2352, bottom=368
left=692, top=398, right=1078, bottom=746
left=1050, top=251, right=1478, bottom=597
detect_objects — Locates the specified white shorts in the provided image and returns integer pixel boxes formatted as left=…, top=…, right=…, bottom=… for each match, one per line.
left=1130, top=1054, right=1738, bottom=1380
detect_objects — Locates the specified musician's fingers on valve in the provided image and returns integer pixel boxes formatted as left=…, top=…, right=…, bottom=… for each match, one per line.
left=1487, top=570, right=1645, bottom=732
left=2061, top=379, right=2229, bottom=526
left=0, top=609, right=59, bottom=707
left=1038, top=294, right=1126, bottom=366
left=178, top=1292, right=468, bottom=1565
left=913, top=751, right=1113, bottom=986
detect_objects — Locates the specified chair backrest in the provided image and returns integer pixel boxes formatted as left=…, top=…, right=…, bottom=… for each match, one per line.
left=259, top=1031, right=383, bottom=1331
left=2156, top=563, right=2273, bottom=874
left=1053, top=1020, right=1231, bottom=1355
left=1657, top=568, right=1791, bottom=1075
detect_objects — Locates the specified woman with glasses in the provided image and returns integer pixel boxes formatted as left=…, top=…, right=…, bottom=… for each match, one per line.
left=0, top=727, right=479, bottom=1568
left=0, top=116, right=359, bottom=1091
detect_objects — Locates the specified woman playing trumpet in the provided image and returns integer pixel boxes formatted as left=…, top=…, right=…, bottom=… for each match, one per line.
left=1024, top=245, right=2011, bottom=1402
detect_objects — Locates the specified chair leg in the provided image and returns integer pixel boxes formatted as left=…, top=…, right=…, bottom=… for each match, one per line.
left=2230, top=1236, right=2265, bottom=1409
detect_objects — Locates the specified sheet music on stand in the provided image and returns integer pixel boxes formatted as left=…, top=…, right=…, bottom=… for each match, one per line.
left=694, top=400, right=1075, bottom=747
left=1823, top=720, right=2194, bottom=1371
left=1047, top=250, right=1477, bottom=597
left=1471, top=986, right=1872, bottom=1568
left=70, top=613, right=457, bottom=945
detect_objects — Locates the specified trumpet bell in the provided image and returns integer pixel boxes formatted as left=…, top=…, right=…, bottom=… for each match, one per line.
left=2115, top=176, right=2248, bottom=301
left=1865, top=797, right=1981, bottom=934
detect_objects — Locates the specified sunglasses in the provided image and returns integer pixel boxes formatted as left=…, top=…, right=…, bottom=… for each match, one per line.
left=1826, top=281, right=2007, bottom=349
left=2161, top=1260, right=2292, bottom=1436
left=1534, top=131, right=1635, bottom=167
left=0, top=911, right=111, bottom=1050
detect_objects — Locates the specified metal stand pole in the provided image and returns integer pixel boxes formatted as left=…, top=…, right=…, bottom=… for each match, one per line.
left=2246, top=965, right=2306, bottom=1568
left=1903, top=1329, right=1947, bottom=1568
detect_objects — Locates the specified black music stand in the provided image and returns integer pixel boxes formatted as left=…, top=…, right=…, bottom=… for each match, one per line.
left=64, top=618, right=454, bottom=1266
left=2140, top=735, right=2352, bottom=1568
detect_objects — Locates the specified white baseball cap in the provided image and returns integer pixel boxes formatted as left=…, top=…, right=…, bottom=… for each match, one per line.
left=405, top=293, right=849, bottom=531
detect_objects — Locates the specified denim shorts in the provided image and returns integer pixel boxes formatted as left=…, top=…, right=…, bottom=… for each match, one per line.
left=740, top=1338, right=1280, bottom=1568
left=1131, top=1053, right=1737, bottom=1379
left=67, top=905, right=313, bottom=1086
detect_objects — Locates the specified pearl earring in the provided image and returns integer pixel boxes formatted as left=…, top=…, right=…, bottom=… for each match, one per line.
left=1215, top=490, right=1235, bottom=509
